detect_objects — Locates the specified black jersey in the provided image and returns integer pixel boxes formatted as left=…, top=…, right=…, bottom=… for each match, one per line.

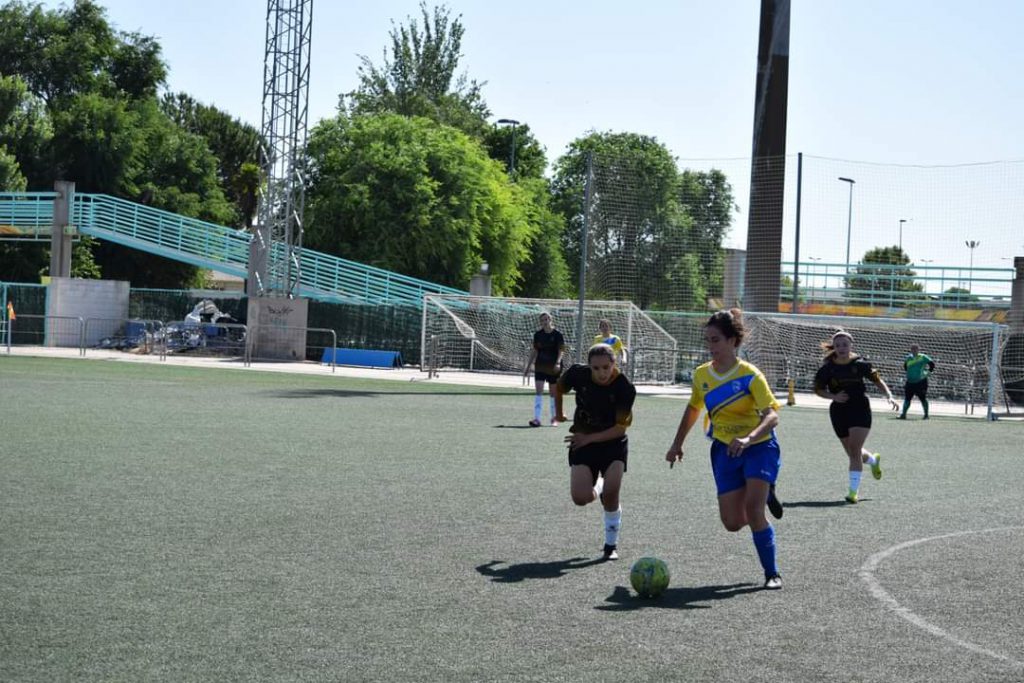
left=557, top=364, right=636, bottom=434
left=533, top=329, right=566, bottom=376
left=814, top=356, right=880, bottom=400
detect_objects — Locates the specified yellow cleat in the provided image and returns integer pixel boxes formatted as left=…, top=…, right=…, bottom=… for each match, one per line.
left=845, top=490, right=859, bottom=504
left=871, top=454, right=882, bottom=480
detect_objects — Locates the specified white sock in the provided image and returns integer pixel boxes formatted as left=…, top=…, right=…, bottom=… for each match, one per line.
left=549, top=396, right=557, bottom=421
left=604, top=507, right=621, bottom=546
left=533, top=395, right=542, bottom=421
left=849, top=470, right=862, bottom=493
left=593, top=476, right=604, bottom=499
left=862, top=450, right=877, bottom=466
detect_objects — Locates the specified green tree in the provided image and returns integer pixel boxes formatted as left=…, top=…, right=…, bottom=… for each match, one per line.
left=511, top=177, right=572, bottom=298
left=678, top=168, right=734, bottom=299
left=347, top=2, right=490, bottom=137
left=0, top=144, right=25, bottom=191
left=0, top=2, right=241, bottom=287
left=91, top=100, right=235, bottom=288
left=481, top=122, right=547, bottom=180
left=305, top=113, right=535, bottom=295
left=551, top=132, right=728, bottom=310
left=845, top=246, right=924, bottom=306
left=939, top=287, right=979, bottom=306
left=160, top=93, right=262, bottom=229
left=0, top=0, right=166, bottom=103
left=0, top=73, right=53, bottom=187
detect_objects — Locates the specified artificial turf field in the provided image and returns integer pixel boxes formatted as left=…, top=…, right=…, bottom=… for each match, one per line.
left=1, top=356, right=1022, bottom=683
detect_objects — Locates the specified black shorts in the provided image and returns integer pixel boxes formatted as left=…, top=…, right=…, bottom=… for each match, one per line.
left=534, top=370, right=560, bottom=384
left=904, top=380, right=928, bottom=401
left=568, top=437, right=628, bottom=483
left=829, top=398, right=872, bottom=438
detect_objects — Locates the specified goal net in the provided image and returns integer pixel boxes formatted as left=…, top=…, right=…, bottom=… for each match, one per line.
left=421, top=295, right=678, bottom=384
left=739, top=313, right=1009, bottom=419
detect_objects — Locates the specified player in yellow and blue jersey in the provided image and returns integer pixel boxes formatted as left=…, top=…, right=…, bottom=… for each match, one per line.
left=665, top=309, right=783, bottom=590
left=593, top=319, right=627, bottom=366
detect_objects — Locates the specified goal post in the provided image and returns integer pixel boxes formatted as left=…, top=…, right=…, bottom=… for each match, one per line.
left=740, top=312, right=1007, bottom=420
left=421, top=294, right=678, bottom=384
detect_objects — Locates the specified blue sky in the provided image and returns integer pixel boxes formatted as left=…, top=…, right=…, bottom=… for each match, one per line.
left=40, top=1, right=1024, bottom=280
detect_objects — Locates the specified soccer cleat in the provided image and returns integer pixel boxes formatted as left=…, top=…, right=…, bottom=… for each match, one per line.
left=767, top=485, right=784, bottom=519
left=528, top=419, right=541, bottom=427
left=764, top=574, right=783, bottom=590
left=897, top=415, right=907, bottom=420
left=845, top=490, right=859, bottom=504
left=870, top=454, right=883, bottom=480
left=550, top=418, right=560, bottom=426
left=602, top=544, right=619, bottom=561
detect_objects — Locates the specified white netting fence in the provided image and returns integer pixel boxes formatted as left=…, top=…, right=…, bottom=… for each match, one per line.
left=421, top=295, right=678, bottom=384
left=744, top=314, right=1013, bottom=417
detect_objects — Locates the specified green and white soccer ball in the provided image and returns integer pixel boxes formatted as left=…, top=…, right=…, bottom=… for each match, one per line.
left=629, top=557, right=670, bottom=598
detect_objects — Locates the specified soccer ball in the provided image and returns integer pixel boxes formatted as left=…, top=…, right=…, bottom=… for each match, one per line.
left=629, top=557, right=670, bottom=598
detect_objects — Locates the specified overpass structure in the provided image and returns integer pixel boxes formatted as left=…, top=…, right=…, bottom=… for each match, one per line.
left=0, top=190, right=466, bottom=307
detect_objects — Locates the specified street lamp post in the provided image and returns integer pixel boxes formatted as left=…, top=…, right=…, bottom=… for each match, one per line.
left=496, top=118, right=520, bottom=178
left=965, top=240, right=981, bottom=293
left=838, top=177, right=855, bottom=275
left=807, top=256, right=822, bottom=301
left=920, top=258, right=936, bottom=295
left=898, top=218, right=910, bottom=252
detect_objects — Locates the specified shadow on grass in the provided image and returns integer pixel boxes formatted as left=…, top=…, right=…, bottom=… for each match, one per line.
left=782, top=500, right=856, bottom=508
left=597, top=583, right=762, bottom=611
left=265, top=388, right=523, bottom=399
left=476, top=557, right=606, bottom=582
left=493, top=424, right=548, bottom=429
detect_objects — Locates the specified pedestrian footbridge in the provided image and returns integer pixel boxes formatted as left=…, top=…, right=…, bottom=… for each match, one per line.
left=0, top=191, right=466, bottom=306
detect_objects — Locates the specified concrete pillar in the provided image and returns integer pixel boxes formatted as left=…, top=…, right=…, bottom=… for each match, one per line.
left=743, top=0, right=790, bottom=312
left=469, top=263, right=492, bottom=297
left=50, top=181, right=75, bottom=278
left=1009, top=256, right=1024, bottom=333
left=723, top=249, right=747, bottom=308
left=247, top=296, right=309, bottom=360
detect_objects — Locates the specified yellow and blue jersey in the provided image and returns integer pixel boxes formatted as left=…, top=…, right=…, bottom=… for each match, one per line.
left=688, top=360, right=779, bottom=445
left=593, top=333, right=625, bottom=356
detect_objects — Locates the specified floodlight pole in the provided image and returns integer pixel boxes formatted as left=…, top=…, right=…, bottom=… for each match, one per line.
left=496, top=118, right=520, bottom=178
left=839, top=177, right=855, bottom=275
left=576, top=151, right=594, bottom=364
left=966, top=240, right=981, bottom=292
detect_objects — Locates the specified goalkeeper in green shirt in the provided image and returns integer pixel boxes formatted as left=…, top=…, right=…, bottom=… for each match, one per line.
left=900, top=344, right=936, bottom=420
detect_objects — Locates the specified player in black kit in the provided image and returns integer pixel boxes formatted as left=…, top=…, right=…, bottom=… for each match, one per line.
left=554, top=343, right=637, bottom=561
left=813, top=330, right=898, bottom=504
left=522, top=311, right=566, bottom=427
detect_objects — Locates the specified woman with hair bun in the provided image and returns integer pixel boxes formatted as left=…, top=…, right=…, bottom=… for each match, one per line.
left=813, top=330, right=898, bottom=504
left=665, top=308, right=784, bottom=590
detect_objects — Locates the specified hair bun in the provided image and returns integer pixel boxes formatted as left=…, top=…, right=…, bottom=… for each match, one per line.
left=728, top=307, right=743, bottom=323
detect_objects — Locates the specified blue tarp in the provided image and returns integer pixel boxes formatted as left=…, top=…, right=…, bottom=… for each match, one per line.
left=321, top=347, right=403, bottom=368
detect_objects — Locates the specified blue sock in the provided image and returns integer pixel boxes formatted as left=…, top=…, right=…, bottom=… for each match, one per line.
left=752, top=525, right=778, bottom=578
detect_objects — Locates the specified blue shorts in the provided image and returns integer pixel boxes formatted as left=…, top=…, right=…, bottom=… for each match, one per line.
left=709, top=436, right=781, bottom=496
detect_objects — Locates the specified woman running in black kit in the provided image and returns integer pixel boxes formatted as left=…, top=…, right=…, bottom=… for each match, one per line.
left=813, top=330, right=898, bottom=504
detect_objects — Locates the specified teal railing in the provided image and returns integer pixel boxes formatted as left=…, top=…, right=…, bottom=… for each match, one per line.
left=0, top=192, right=59, bottom=239
left=0, top=192, right=465, bottom=307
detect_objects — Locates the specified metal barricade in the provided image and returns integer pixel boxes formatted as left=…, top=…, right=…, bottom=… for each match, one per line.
left=82, top=317, right=164, bottom=356
left=161, top=320, right=248, bottom=360
left=5, top=314, right=85, bottom=352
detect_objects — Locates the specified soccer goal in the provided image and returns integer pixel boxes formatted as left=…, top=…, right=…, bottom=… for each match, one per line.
left=740, top=312, right=1012, bottom=420
left=421, top=295, right=678, bottom=384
